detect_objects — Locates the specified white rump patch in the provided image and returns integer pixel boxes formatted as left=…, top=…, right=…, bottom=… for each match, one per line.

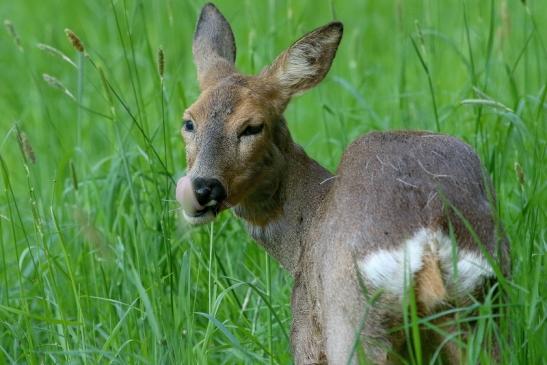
left=358, top=228, right=494, bottom=298
left=438, top=241, right=495, bottom=298
left=358, top=230, right=427, bottom=295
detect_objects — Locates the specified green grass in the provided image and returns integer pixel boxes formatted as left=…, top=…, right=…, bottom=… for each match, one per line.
left=0, top=0, right=545, bottom=363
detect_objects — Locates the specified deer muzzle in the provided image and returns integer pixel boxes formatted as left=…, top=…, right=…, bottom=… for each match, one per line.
left=176, top=176, right=205, bottom=216
left=176, top=175, right=228, bottom=224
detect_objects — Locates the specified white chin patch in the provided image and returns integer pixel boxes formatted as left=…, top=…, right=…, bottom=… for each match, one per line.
left=182, top=209, right=216, bottom=225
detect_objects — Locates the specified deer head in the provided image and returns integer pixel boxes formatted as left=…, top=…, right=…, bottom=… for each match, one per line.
left=176, top=3, right=343, bottom=225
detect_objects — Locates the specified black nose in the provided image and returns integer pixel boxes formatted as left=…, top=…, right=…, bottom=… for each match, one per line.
left=192, top=177, right=227, bottom=207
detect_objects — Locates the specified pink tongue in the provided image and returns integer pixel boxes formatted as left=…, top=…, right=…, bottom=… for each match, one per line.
left=176, top=176, right=205, bottom=214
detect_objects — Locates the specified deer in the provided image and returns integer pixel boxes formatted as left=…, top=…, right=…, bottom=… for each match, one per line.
left=175, top=3, right=509, bottom=364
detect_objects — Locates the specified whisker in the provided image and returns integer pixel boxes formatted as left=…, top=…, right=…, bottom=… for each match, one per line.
left=320, top=175, right=338, bottom=185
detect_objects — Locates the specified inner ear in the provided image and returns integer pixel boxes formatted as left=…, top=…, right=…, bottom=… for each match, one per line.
left=260, top=22, right=343, bottom=107
left=192, top=3, right=237, bottom=89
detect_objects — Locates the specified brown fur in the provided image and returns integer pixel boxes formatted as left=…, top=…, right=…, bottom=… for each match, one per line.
left=180, top=4, right=509, bottom=364
left=415, top=249, right=447, bottom=314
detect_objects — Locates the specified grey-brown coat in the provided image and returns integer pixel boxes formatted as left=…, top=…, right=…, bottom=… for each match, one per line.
left=175, top=3, right=509, bottom=364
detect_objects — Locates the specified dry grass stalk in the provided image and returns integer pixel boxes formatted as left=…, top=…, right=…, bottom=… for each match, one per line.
left=497, top=0, right=511, bottom=50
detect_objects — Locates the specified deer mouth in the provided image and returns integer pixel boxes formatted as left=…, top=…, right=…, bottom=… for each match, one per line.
left=189, top=203, right=222, bottom=218
left=176, top=175, right=225, bottom=224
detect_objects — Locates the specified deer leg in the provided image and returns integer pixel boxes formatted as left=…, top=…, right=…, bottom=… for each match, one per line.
left=291, top=278, right=326, bottom=364
left=320, top=262, right=394, bottom=365
left=322, top=299, right=396, bottom=365
left=418, top=312, right=465, bottom=365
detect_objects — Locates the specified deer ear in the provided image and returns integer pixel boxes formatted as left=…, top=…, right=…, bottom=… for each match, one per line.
left=261, top=22, right=343, bottom=102
left=193, top=3, right=237, bottom=89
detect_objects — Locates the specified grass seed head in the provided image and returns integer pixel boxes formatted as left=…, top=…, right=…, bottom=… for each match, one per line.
left=70, top=160, right=78, bottom=190
left=37, top=43, right=77, bottom=68
left=42, top=73, right=76, bottom=100
left=15, top=126, right=36, bottom=164
left=158, top=48, right=165, bottom=78
left=514, top=162, right=525, bottom=189
left=21, top=132, right=36, bottom=164
left=4, top=19, right=23, bottom=51
left=64, top=28, right=85, bottom=53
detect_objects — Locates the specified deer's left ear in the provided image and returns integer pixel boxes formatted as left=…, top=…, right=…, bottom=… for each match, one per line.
left=193, top=3, right=237, bottom=90
left=261, top=22, right=343, bottom=104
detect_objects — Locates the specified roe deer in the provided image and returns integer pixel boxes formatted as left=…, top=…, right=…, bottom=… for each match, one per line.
left=175, top=3, right=509, bottom=364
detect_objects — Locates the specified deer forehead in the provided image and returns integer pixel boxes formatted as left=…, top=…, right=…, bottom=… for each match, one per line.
left=187, top=79, right=274, bottom=129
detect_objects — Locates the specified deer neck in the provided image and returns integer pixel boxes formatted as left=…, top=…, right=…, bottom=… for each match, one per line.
left=233, top=132, right=333, bottom=276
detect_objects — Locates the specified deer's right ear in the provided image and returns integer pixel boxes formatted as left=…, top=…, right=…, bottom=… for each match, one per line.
left=192, top=3, right=236, bottom=90
left=261, top=22, right=343, bottom=108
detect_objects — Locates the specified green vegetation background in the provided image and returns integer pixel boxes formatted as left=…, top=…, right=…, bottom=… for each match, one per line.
left=0, top=0, right=545, bottom=363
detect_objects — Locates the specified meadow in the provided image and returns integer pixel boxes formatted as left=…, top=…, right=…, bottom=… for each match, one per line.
left=0, top=0, right=545, bottom=363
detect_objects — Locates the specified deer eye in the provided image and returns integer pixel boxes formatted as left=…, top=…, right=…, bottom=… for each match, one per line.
left=239, top=123, right=264, bottom=138
left=183, top=120, right=194, bottom=132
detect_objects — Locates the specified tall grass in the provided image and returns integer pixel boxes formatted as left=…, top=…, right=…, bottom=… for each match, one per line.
left=0, top=0, right=545, bottom=364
